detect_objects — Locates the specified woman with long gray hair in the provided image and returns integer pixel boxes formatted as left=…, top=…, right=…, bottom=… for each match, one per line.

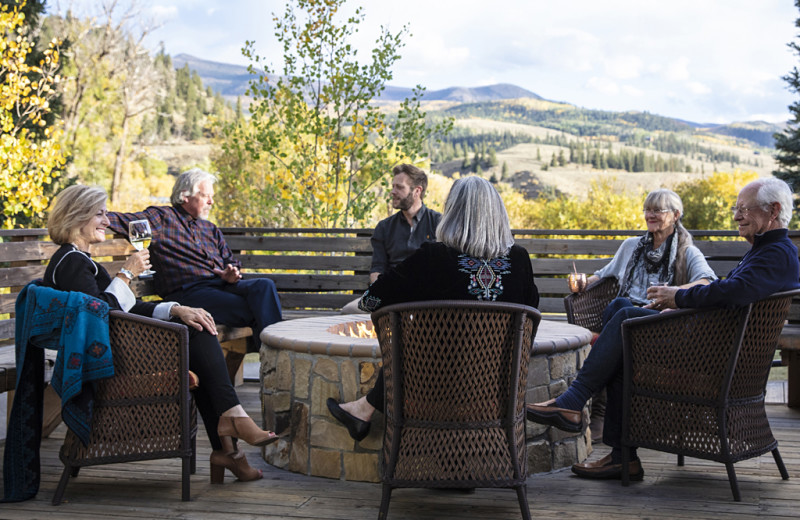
left=327, top=175, right=539, bottom=441
left=587, top=188, right=716, bottom=307
left=527, top=187, right=718, bottom=481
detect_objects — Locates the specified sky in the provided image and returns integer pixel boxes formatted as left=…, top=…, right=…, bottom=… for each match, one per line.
left=52, top=0, right=800, bottom=125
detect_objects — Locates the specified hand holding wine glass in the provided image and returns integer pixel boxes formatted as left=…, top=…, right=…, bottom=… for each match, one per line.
left=129, top=219, right=155, bottom=276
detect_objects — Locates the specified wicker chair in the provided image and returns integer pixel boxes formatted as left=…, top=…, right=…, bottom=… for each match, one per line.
left=563, top=277, right=619, bottom=332
left=372, top=300, right=541, bottom=520
left=52, top=311, right=196, bottom=505
left=619, top=289, right=800, bottom=501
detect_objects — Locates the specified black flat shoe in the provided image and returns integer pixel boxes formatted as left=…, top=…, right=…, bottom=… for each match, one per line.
left=326, top=398, right=371, bottom=441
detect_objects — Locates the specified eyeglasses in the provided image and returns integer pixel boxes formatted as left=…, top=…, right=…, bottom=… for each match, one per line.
left=643, top=208, right=671, bottom=216
left=730, top=205, right=766, bottom=215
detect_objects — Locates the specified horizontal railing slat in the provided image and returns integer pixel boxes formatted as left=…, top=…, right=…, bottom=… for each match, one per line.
left=240, top=255, right=370, bottom=271
left=0, top=241, right=58, bottom=263
left=260, top=273, right=368, bottom=291
left=226, top=235, right=372, bottom=253
left=278, top=292, right=357, bottom=309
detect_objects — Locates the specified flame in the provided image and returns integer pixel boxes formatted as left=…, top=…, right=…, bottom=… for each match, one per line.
left=337, top=321, right=376, bottom=339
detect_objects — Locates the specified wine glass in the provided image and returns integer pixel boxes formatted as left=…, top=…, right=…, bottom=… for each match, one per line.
left=128, top=219, right=155, bottom=276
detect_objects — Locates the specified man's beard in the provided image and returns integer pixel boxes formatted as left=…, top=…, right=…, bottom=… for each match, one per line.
left=392, top=192, right=414, bottom=211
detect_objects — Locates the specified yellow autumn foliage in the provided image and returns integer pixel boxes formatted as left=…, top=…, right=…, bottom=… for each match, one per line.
left=675, top=170, right=760, bottom=230
left=0, top=1, right=66, bottom=228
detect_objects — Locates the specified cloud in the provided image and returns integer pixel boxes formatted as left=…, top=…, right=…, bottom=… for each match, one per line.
left=396, top=35, right=470, bottom=85
left=585, top=76, right=619, bottom=96
left=604, top=55, right=643, bottom=80
left=621, top=84, right=644, bottom=97
left=686, top=81, right=711, bottom=95
left=149, top=6, right=178, bottom=20
left=663, top=57, right=690, bottom=82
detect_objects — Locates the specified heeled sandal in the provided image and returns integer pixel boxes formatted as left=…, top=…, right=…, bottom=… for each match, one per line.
left=210, top=449, right=262, bottom=483
left=217, top=415, right=279, bottom=447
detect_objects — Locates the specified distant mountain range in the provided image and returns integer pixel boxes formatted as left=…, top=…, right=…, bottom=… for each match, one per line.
left=173, top=53, right=542, bottom=103
left=172, top=53, right=783, bottom=148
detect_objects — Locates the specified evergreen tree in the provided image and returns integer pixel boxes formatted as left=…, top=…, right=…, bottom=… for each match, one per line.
left=774, top=0, right=800, bottom=189
left=488, top=147, right=498, bottom=167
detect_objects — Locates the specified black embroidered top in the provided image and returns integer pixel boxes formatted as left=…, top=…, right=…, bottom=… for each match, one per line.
left=359, top=242, right=539, bottom=312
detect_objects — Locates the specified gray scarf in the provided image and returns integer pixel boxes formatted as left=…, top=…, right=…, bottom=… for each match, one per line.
left=617, top=231, right=678, bottom=301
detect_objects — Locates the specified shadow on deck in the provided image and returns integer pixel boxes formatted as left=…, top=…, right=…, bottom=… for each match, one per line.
left=2, top=381, right=799, bottom=520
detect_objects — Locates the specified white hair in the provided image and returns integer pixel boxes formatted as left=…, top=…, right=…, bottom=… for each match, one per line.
left=751, top=177, right=793, bottom=227
left=170, top=168, right=217, bottom=206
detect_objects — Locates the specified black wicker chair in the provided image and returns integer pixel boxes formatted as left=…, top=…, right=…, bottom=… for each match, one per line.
left=372, top=300, right=541, bottom=520
left=619, top=289, right=800, bottom=501
left=52, top=311, right=196, bottom=505
left=564, top=277, right=619, bottom=333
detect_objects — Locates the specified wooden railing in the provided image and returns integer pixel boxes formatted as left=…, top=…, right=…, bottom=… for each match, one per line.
left=3, top=227, right=797, bottom=335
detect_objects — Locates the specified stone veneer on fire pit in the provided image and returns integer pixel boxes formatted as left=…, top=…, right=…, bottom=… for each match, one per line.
left=259, top=315, right=593, bottom=482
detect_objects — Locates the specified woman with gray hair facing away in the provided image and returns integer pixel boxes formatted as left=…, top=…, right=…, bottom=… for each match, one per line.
left=327, top=175, right=540, bottom=441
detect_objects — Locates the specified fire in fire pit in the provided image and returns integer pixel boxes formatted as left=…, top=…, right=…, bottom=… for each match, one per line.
left=330, top=319, right=376, bottom=339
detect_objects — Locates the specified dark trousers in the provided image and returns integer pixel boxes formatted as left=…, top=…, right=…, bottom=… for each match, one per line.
left=167, top=278, right=283, bottom=352
left=572, top=298, right=657, bottom=449
left=184, top=324, right=240, bottom=451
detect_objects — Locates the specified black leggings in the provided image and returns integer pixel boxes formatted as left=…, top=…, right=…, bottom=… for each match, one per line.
left=365, top=368, right=385, bottom=413
left=181, top=322, right=240, bottom=451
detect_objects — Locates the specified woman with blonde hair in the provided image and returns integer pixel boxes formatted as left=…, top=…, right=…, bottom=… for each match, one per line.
left=43, top=184, right=277, bottom=484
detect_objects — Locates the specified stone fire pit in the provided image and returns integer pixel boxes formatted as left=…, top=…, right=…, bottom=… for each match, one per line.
left=259, top=314, right=593, bottom=482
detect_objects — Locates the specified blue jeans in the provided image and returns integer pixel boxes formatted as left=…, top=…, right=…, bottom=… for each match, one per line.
left=557, top=297, right=658, bottom=449
left=166, top=277, right=283, bottom=352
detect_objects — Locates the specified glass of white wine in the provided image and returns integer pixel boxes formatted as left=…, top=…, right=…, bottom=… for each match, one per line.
left=128, top=219, right=155, bottom=276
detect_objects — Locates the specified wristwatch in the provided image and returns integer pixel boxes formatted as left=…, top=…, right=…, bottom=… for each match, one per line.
left=119, top=268, right=135, bottom=280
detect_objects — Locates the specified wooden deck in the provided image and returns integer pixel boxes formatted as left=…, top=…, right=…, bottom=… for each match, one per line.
left=2, top=382, right=799, bottom=520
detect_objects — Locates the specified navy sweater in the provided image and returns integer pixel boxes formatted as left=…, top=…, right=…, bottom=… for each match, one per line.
left=675, top=228, right=800, bottom=308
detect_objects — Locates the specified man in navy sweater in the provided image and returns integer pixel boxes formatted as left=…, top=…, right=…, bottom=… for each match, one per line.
left=526, top=177, right=800, bottom=481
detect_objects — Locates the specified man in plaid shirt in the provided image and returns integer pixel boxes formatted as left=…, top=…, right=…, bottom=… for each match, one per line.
left=107, top=168, right=282, bottom=351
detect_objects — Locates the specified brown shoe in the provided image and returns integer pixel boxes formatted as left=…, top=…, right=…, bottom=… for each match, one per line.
left=571, top=453, right=644, bottom=481
left=210, top=449, right=263, bottom=484
left=525, top=399, right=584, bottom=433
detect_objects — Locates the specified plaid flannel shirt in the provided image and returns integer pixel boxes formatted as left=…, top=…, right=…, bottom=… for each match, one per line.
left=107, top=205, right=240, bottom=297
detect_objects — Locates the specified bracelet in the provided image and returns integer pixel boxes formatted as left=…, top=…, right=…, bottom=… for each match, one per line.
left=119, top=268, right=135, bottom=281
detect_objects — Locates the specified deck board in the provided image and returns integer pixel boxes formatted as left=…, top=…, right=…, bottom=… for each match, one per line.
left=2, top=383, right=799, bottom=519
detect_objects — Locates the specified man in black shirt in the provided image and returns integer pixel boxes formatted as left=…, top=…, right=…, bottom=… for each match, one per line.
left=342, top=164, right=441, bottom=313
